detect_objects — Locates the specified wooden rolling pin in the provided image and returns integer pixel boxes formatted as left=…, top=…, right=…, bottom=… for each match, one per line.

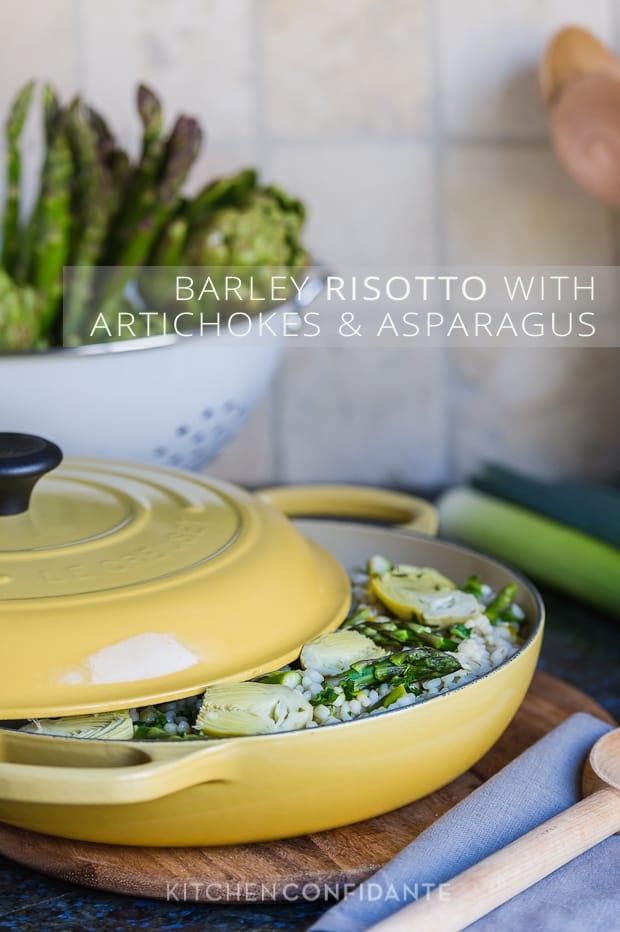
left=541, top=27, right=620, bottom=208
left=368, top=728, right=620, bottom=932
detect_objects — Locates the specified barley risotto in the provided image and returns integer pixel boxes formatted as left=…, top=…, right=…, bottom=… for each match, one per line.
left=21, top=555, right=525, bottom=741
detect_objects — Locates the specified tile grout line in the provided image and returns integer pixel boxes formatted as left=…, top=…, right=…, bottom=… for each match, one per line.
left=240, top=4, right=550, bottom=488
left=426, top=0, right=445, bottom=275
left=249, top=0, right=268, bottom=170
left=74, top=0, right=86, bottom=91
left=609, top=0, right=620, bottom=267
left=426, top=0, right=457, bottom=486
left=249, top=0, right=282, bottom=485
left=265, top=133, right=551, bottom=149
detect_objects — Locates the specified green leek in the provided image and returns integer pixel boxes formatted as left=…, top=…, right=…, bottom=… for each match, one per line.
left=438, top=488, right=620, bottom=619
left=474, top=464, right=620, bottom=550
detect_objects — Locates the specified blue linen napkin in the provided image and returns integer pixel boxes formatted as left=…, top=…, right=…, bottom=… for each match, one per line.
left=311, top=713, right=620, bottom=932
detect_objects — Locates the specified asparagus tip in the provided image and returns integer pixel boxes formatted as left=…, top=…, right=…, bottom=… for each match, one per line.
left=137, top=83, right=163, bottom=124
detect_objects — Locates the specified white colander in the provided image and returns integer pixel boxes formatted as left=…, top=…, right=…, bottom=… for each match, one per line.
left=0, top=286, right=321, bottom=470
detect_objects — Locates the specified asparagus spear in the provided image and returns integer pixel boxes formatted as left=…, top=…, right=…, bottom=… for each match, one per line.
left=149, top=215, right=188, bottom=266
left=376, top=684, right=409, bottom=710
left=63, top=100, right=113, bottom=343
left=461, top=575, right=484, bottom=599
left=2, top=80, right=35, bottom=276
left=0, top=268, right=41, bottom=350
left=94, top=115, right=202, bottom=335
left=111, top=115, right=201, bottom=274
left=105, top=147, right=131, bottom=193
left=353, top=619, right=459, bottom=652
left=257, top=670, right=303, bottom=688
left=31, top=117, right=73, bottom=337
left=16, top=85, right=64, bottom=287
left=137, top=83, right=164, bottom=163
left=159, top=116, right=203, bottom=201
left=85, top=104, right=132, bottom=213
left=139, top=214, right=190, bottom=313
left=42, top=84, right=60, bottom=144
left=332, top=648, right=462, bottom=700
left=104, top=84, right=166, bottom=263
left=84, top=103, right=131, bottom=205
left=485, top=583, right=518, bottom=624
left=85, top=104, right=116, bottom=156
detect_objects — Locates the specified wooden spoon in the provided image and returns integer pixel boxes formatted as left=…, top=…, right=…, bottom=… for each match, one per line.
left=540, top=26, right=620, bottom=104
left=550, top=73, right=620, bottom=209
left=368, top=728, right=620, bottom=932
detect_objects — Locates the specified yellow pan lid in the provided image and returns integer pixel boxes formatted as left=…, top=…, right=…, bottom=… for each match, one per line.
left=0, top=434, right=350, bottom=719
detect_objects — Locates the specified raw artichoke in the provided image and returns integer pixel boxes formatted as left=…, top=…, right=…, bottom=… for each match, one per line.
left=20, top=711, right=134, bottom=740
left=300, top=630, right=387, bottom=676
left=195, top=683, right=312, bottom=737
left=0, top=269, right=42, bottom=349
left=179, top=173, right=308, bottom=314
left=138, top=169, right=309, bottom=317
left=185, top=192, right=305, bottom=268
left=0, top=78, right=310, bottom=349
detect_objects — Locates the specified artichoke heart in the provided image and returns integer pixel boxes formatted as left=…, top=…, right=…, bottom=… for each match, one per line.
left=409, top=590, right=480, bottom=627
left=371, top=564, right=479, bottom=628
left=385, top=564, right=456, bottom=591
left=196, top=683, right=312, bottom=737
left=301, top=630, right=387, bottom=676
left=20, top=711, right=134, bottom=741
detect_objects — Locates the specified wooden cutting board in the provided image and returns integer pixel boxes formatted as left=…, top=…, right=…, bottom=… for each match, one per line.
left=0, top=672, right=613, bottom=903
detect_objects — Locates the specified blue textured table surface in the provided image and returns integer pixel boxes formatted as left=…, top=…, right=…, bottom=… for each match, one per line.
left=0, top=586, right=617, bottom=932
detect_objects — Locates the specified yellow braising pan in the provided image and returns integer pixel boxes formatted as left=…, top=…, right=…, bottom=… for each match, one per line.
left=0, top=434, right=543, bottom=846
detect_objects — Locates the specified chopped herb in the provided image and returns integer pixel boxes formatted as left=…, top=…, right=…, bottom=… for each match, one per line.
left=342, top=680, right=359, bottom=700
left=310, top=686, right=338, bottom=707
left=137, top=710, right=168, bottom=729
left=133, top=722, right=200, bottom=740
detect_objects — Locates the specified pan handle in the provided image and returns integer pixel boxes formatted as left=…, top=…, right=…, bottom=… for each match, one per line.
left=259, top=484, right=438, bottom=536
left=0, top=737, right=240, bottom=806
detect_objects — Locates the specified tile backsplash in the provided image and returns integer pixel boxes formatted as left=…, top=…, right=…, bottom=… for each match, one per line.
left=0, top=0, right=618, bottom=487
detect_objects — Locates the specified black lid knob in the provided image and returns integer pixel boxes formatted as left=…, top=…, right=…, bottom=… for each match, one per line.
left=0, top=434, right=63, bottom=516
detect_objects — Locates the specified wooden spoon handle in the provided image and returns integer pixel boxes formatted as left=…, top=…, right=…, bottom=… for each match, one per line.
left=368, top=787, right=620, bottom=932
left=540, top=26, right=620, bottom=104
left=550, top=73, right=620, bottom=210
